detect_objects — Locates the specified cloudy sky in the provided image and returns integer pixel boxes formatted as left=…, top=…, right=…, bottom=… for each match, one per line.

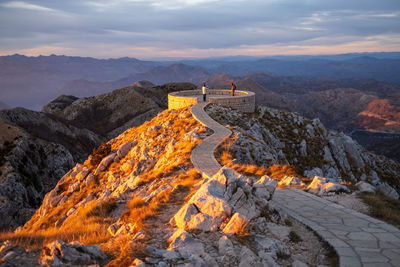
left=0, top=0, right=399, bottom=58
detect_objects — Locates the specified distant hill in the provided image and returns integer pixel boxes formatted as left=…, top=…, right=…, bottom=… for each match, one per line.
left=205, top=73, right=400, bottom=161
left=0, top=54, right=160, bottom=109
left=60, top=63, right=209, bottom=97
left=43, top=82, right=197, bottom=138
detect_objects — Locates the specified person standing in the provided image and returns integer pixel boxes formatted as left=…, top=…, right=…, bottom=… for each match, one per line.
left=231, top=82, right=236, bottom=96
left=202, top=84, right=208, bottom=102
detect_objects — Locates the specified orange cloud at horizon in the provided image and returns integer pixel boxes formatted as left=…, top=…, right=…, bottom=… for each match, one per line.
left=1, top=36, right=399, bottom=59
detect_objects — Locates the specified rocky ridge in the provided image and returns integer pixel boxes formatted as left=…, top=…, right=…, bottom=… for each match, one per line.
left=207, top=104, right=400, bottom=198
left=1, top=107, right=336, bottom=266
left=0, top=82, right=197, bottom=231
left=43, top=82, right=197, bottom=138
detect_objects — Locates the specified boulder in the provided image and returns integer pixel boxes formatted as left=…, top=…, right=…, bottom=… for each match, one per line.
left=278, top=176, right=304, bottom=187
left=222, top=212, right=249, bottom=236
left=307, top=176, right=349, bottom=196
left=116, top=140, right=136, bottom=161
left=167, top=229, right=205, bottom=258
left=218, top=236, right=234, bottom=255
left=253, top=175, right=277, bottom=201
left=304, top=167, right=323, bottom=178
left=40, top=240, right=106, bottom=266
left=95, top=153, right=116, bottom=175
left=377, top=182, right=399, bottom=199
left=356, top=181, right=376, bottom=193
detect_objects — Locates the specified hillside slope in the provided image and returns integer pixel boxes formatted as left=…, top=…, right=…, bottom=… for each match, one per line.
left=44, top=82, right=197, bottom=138
left=0, top=108, right=337, bottom=266
left=0, top=83, right=197, bottom=230
left=207, top=105, right=400, bottom=195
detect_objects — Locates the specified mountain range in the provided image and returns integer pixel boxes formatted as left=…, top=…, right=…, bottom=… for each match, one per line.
left=2, top=53, right=400, bottom=110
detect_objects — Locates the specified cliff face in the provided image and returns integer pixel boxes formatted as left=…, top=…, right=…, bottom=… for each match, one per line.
left=0, top=118, right=75, bottom=230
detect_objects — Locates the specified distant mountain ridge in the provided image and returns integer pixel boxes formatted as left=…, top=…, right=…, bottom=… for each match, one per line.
left=1, top=53, right=400, bottom=109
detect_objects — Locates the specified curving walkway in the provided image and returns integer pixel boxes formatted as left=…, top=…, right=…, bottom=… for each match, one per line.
left=190, top=101, right=231, bottom=178
left=189, top=100, right=400, bottom=267
left=273, top=189, right=400, bottom=267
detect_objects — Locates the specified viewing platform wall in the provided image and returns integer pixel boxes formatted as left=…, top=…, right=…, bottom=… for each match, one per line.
left=168, top=89, right=255, bottom=112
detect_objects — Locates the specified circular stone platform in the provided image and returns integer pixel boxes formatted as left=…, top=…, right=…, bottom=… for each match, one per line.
left=168, top=89, right=255, bottom=113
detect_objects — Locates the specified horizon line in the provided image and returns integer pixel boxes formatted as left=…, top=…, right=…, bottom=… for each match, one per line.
left=1, top=51, right=400, bottom=61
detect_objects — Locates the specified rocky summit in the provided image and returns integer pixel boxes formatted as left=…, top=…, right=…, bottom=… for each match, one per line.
left=0, top=100, right=399, bottom=266
left=0, top=82, right=196, bottom=231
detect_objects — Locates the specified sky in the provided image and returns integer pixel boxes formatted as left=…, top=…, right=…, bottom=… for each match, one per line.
left=0, top=0, right=399, bottom=59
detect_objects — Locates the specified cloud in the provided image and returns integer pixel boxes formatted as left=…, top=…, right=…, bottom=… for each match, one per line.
left=0, top=0, right=399, bottom=58
left=1, top=1, right=57, bottom=12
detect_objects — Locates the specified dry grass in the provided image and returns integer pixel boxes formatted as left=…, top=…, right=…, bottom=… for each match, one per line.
left=358, top=191, right=400, bottom=227
left=234, top=221, right=251, bottom=237
left=1, top=108, right=207, bottom=265
left=0, top=198, right=118, bottom=250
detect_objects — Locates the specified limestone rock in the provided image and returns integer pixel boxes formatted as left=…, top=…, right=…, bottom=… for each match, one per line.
left=218, top=236, right=234, bottom=255
left=307, top=176, right=350, bottom=196
left=253, top=235, right=290, bottom=258
left=95, top=153, right=116, bottom=175
left=356, top=181, right=376, bottom=193
left=253, top=175, right=277, bottom=201
left=222, top=212, right=248, bottom=236
left=40, top=240, right=106, bottom=266
left=377, top=182, right=400, bottom=199
left=278, top=176, right=304, bottom=187
left=167, top=229, right=205, bottom=258
left=116, top=140, right=136, bottom=161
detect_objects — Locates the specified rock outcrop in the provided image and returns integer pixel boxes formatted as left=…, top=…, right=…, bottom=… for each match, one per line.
left=164, top=166, right=299, bottom=266
left=43, top=82, right=197, bottom=138
left=0, top=118, right=76, bottom=230
left=40, top=240, right=106, bottom=266
left=207, top=104, right=400, bottom=198
left=1, top=107, right=337, bottom=266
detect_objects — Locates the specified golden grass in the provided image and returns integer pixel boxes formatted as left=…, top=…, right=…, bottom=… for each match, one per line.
left=0, top=198, right=117, bottom=250
left=1, top=108, right=207, bottom=265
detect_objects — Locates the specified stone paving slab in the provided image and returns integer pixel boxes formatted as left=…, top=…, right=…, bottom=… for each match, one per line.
left=190, top=101, right=231, bottom=178
left=273, top=188, right=400, bottom=267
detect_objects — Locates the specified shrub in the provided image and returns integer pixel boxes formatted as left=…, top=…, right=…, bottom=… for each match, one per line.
left=276, top=250, right=290, bottom=260
left=90, top=143, right=111, bottom=168
left=289, top=231, right=302, bottom=243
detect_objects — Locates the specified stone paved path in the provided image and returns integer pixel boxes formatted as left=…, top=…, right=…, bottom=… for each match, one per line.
left=190, top=101, right=231, bottom=178
left=189, top=101, right=400, bottom=267
left=273, top=189, right=400, bottom=267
